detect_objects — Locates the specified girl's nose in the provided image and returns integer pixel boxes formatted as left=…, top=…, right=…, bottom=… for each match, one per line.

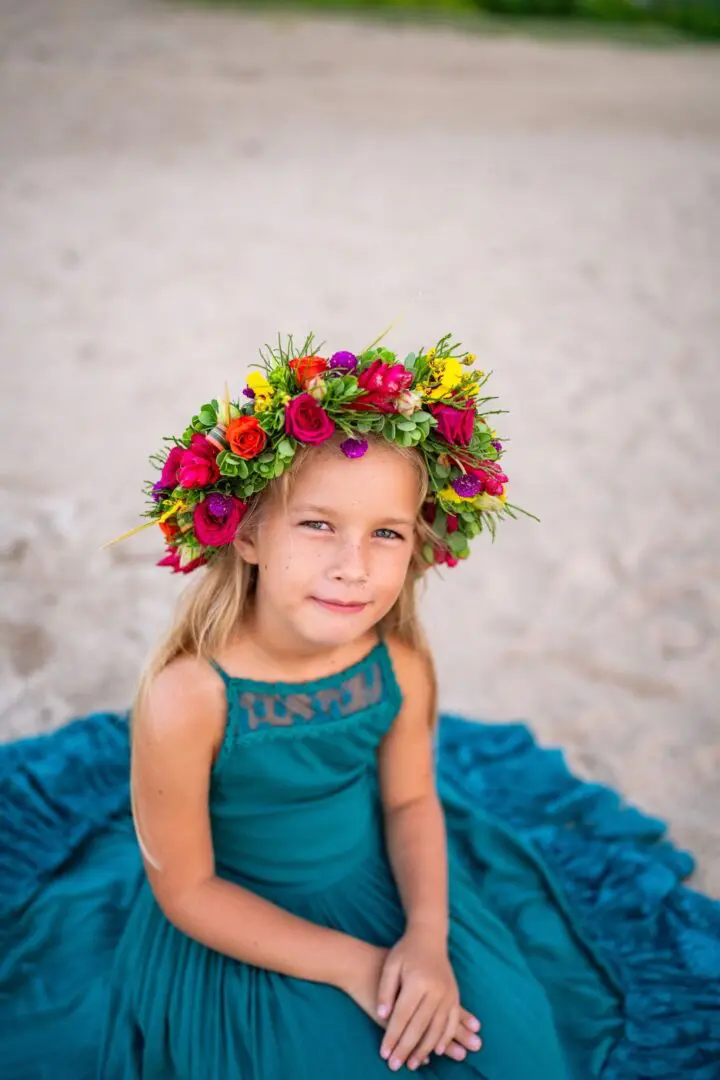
left=332, top=539, right=370, bottom=584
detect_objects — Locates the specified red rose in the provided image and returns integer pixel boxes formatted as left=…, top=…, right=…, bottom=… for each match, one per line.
left=177, top=435, right=220, bottom=489
left=285, top=393, right=335, bottom=444
left=354, top=359, right=413, bottom=413
left=290, top=354, right=328, bottom=388
left=430, top=404, right=474, bottom=447
left=193, top=494, right=246, bottom=547
left=225, top=415, right=267, bottom=460
left=157, top=445, right=185, bottom=489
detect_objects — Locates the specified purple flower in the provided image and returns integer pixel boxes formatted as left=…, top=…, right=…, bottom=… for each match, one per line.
left=340, top=437, right=369, bottom=459
left=206, top=493, right=234, bottom=520
left=243, top=386, right=256, bottom=399
left=450, top=473, right=482, bottom=499
left=492, top=439, right=503, bottom=453
left=329, top=351, right=358, bottom=373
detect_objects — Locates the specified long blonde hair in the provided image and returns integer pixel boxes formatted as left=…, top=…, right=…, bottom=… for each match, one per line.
left=135, top=437, right=439, bottom=719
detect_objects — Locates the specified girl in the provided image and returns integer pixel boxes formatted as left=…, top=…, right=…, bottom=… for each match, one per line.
left=2, top=335, right=717, bottom=1080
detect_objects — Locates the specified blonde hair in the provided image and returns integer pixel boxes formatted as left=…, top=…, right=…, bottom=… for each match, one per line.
left=135, top=436, right=439, bottom=721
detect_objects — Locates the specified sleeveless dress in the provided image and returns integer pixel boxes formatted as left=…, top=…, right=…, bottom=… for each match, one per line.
left=1, top=640, right=719, bottom=1079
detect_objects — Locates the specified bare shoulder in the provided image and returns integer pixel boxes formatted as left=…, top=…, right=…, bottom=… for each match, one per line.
left=383, top=635, right=435, bottom=704
left=133, top=654, right=227, bottom=761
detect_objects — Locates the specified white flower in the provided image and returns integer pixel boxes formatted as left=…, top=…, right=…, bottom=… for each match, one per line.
left=397, top=389, right=423, bottom=418
left=306, top=375, right=327, bottom=402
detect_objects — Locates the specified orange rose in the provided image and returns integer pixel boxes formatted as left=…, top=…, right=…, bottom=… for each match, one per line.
left=226, top=415, right=267, bottom=459
left=159, top=519, right=179, bottom=540
left=289, top=354, right=328, bottom=388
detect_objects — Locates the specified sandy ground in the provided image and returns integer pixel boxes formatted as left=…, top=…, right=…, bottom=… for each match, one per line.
left=1, top=0, right=719, bottom=893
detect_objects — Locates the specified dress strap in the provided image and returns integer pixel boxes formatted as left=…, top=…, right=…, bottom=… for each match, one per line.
left=208, top=658, right=232, bottom=686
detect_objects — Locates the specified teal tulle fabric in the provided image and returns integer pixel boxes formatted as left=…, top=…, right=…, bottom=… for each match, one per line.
left=1, top=641, right=718, bottom=1079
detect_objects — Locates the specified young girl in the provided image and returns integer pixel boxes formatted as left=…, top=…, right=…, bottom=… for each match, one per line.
left=2, top=335, right=717, bottom=1080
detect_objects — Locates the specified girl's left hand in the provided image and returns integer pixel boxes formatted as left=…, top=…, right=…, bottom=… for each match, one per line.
left=377, top=927, right=464, bottom=1072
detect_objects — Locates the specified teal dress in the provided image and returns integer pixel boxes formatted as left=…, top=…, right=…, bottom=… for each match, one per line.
left=1, top=640, right=718, bottom=1079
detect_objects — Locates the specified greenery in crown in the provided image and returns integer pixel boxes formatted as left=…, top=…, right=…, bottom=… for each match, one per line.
left=144, top=333, right=533, bottom=574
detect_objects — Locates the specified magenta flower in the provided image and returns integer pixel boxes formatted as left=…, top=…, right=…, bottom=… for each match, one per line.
left=446, top=513, right=459, bottom=534
left=340, top=437, right=368, bottom=459
left=285, top=393, right=335, bottom=444
left=156, top=445, right=185, bottom=490
left=177, top=434, right=220, bottom=489
left=354, top=359, right=413, bottom=412
left=329, top=351, right=358, bottom=373
left=193, top=494, right=246, bottom=547
left=430, top=404, right=474, bottom=447
left=157, top=546, right=207, bottom=574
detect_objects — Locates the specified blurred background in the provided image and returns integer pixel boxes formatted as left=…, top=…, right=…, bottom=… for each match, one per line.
left=1, top=0, right=718, bottom=892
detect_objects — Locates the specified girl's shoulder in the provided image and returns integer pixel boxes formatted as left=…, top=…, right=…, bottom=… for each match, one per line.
left=132, top=655, right=227, bottom=763
left=382, top=635, right=435, bottom=698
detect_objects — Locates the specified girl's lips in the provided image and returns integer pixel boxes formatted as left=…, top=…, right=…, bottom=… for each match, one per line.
left=312, top=597, right=368, bottom=614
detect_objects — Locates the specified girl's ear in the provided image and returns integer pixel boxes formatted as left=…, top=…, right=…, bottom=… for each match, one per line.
left=233, top=531, right=259, bottom=565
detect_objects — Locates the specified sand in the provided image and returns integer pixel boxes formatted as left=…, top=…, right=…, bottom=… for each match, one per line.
left=1, top=0, right=719, bottom=893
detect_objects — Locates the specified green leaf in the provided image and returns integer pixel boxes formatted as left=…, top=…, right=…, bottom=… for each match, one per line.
left=449, top=531, right=469, bottom=555
left=277, top=438, right=296, bottom=459
left=395, top=420, right=416, bottom=432
left=236, top=459, right=249, bottom=479
left=403, top=352, right=417, bottom=370
left=382, top=418, right=397, bottom=440
left=421, top=543, right=436, bottom=565
left=435, top=462, right=451, bottom=480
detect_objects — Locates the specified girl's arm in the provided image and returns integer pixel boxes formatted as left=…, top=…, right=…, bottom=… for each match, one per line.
left=377, top=640, right=449, bottom=944
left=131, top=657, right=371, bottom=991
left=375, top=640, right=482, bottom=1071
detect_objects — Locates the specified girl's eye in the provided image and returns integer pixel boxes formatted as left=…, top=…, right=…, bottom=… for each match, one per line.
left=299, top=520, right=331, bottom=532
left=374, top=528, right=404, bottom=541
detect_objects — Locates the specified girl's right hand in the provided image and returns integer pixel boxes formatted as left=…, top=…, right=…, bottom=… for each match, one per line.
left=341, top=942, right=479, bottom=1069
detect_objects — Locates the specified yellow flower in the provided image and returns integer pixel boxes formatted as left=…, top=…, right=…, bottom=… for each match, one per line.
left=426, top=348, right=436, bottom=360
left=429, top=357, right=464, bottom=400
left=439, top=486, right=465, bottom=505
left=247, top=370, right=274, bottom=412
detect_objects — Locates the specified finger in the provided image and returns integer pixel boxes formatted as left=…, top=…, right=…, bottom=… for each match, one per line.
left=452, top=1020, right=483, bottom=1053
left=445, top=1039, right=469, bottom=1062
left=459, top=1007, right=482, bottom=1033
left=376, top=957, right=402, bottom=1023
left=434, top=1003, right=459, bottom=1057
left=380, top=988, right=425, bottom=1063
left=406, top=1007, right=450, bottom=1072
left=384, top=997, right=434, bottom=1072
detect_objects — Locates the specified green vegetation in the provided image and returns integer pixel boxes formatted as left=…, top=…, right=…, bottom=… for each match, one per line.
left=195, top=0, right=720, bottom=41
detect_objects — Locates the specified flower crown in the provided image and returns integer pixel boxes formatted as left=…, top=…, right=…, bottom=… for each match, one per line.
left=123, top=333, right=531, bottom=574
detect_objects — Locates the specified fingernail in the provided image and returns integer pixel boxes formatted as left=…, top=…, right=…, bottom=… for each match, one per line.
left=380, top=1046, right=390, bottom=1060
left=378, top=1005, right=389, bottom=1019
left=469, top=1018, right=480, bottom=1031
left=436, top=1044, right=445, bottom=1056
left=470, top=1036, right=481, bottom=1050
left=390, top=1058, right=402, bottom=1071
left=408, top=1059, right=418, bottom=1071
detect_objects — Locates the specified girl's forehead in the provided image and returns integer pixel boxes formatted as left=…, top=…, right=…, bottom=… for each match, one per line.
left=288, top=446, right=420, bottom=514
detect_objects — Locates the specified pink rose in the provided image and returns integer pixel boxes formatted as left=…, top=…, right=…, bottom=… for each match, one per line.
left=354, top=359, right=413, bottom=412
left=157, top=546, right=207, bottom=574
left=156, top=445, right=185, bottom=490
left=285, top=393, right=335, bottom=444
left=430, top=404, right=474, bottom=447
left=193, top=494, right=246, bottom=547
left=177, top=434, right=220, bottom=489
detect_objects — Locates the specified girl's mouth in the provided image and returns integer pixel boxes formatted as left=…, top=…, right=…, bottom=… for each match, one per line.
left=312, top=598, right=368, bottom=615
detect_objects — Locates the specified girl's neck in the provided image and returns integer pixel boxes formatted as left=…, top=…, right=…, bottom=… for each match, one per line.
left=229, top=606, right=378, bottom=683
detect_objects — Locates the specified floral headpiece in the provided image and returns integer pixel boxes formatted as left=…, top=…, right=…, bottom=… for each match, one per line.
left=114, top=333, right=532, bottom=574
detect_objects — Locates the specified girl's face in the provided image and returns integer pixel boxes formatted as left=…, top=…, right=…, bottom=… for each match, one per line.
left=236, top=441, right=421, bottom=650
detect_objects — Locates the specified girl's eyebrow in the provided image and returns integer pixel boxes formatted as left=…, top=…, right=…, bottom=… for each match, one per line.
left=292, top=504, right=415, bottom=527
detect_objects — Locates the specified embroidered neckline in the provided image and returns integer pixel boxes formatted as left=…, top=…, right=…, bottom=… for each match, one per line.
left=213, top=639, right=386, bottom=696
